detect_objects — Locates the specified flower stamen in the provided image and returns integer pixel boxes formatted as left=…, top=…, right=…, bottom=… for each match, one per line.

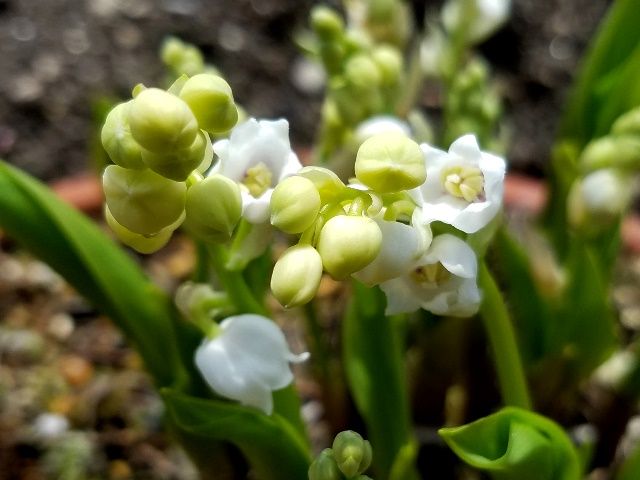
left=441, top=165, right=485, bottom=202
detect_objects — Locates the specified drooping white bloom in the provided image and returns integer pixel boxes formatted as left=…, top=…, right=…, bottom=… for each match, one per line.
left=194, top=314, right=309, bottom=415
left=211, top=118, right=302, bottom=224
left=380, top=234, right=481, bottom=317
left=442, top=0, right=511, bottom=45
left=413, top=134, right=505, bottom=233
left=354, top=209, right=432, bottom=286
left=579, top=169, right=632, bottom=217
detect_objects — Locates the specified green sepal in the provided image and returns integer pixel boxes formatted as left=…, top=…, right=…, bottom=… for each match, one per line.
left=439, top=407, right=581, bottom=480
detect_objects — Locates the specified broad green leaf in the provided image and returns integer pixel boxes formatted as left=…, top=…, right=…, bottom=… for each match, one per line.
left=343, top=281, right=418, bottom=479
left=491, top=227, right=554, bottom=366
left=0, top=161, right=189, bottom=388
left=616, top=441, right=640, bottom=480
left=162, top=389, right=311, bottom=480
left=550, top=242, right=617, bottom=377
left=440, top=407, right=581, bottom=480
left=559, top=0, right=640, bottom=145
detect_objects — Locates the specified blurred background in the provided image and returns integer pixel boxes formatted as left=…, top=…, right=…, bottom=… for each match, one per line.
left=0, top=0, right=609, bottom=181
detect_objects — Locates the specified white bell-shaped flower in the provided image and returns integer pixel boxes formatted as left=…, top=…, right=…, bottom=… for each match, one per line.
left=211, top=118, right=302, bottom=224
left=354, top=209, right=432, bottom=286
left=380, top=234, right=481, bottom=317
left=413, top=134, right=505, bottom=233
left=195, top=314, right=309, bottom=415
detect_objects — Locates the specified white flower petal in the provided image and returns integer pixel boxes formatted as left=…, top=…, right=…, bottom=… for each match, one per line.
left=380, top=277, right=424, bottom=315
left=241, top=189, right=272, bottom=224
left=194, top=314, right=308, bottom=415
left=424, top=234, right=477, bottom=278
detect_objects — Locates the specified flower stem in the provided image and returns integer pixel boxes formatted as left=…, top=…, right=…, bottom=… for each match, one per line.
left=207, top=243, right=268, bottom=316
left=478, top=261, right=532, bottom=410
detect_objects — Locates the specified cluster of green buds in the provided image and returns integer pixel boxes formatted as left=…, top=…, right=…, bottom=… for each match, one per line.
left=160, top=36, right=217, bottom=78
left=101, top=72, right=240, bottom=253
left=308, top=430, right=373, bottom=480
left=443, top=58, right=501, bottom=148
left=309, top=6, right=406, bottom=158
left=269, top=131, right=426, bottom=308
left=567, top=106, right=640, bottom=232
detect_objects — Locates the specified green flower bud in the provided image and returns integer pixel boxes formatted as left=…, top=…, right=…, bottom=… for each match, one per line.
left=104, top=206, right=175, bottom=254
left=355, top=132, right=426, bottom=193
left=371, top=45, right=403, bottom=86
left=332, top=431, right=372, bottom=478
left=101, top=101, right=145, bottom=169
left=184, top=174, right=242, bottom=242
left=128, top=88, right=198, bottom=153
left=270, top=176, right=321, bottom=234
left=580, top=135, right=640, bottom=172
left=308, top=449, right=343, bottom=480
left=317, top=215, right=382, bottom=279
left=298, top=166, right=346, bottom=203
left=179, top=73, right=238, bottom=134
left=161, top=36, right=205, bottom=77
left=310, top=6, right=344, bottom=41
left=345, top=54, right=382, bottom=92
left=103, top=165, right=186, bottom=235
left=612, top=106, right=640, bottom=136
left=271, top=245, right=323, bottom=308
left=141, top=130, right=209, bottom=181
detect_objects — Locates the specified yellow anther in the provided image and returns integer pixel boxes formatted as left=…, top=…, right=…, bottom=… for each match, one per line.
left=441, top=165, right=484, bottom=202
left=242, top=162, right=273, bottom=198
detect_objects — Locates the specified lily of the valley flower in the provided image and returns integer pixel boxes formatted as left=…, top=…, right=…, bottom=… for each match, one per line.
left=194, top=314, right=309, bottom=415
left=441, top=0, right=511, bottom=45
left=414, top=134, right=505, bottom=233
left=380, top=234, right=481, bottom=317
left=354, top=209, right=432, bottom=287
left=211, top=118, right=302, bottom=224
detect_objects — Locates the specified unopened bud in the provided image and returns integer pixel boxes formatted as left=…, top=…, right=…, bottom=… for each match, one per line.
left=129, top=88, right=198, bottom=153
left=612, top=107, right=640, bottom=136
left=308, top=449, right=343, bottom=480
left=580, top=135, right=640, bottom=172
left=104, top=206, right=175, bottom=254
left=141, top=130, right=209, bottom=181
left=332, top=430, right=372, bottom=478
left=311, top=6, right=344, bottom=40
left=271, top=245, right=323, bottom=308
left=184, top=174, right=242, bottom=242
left=298, top=166, right=346, bottom=203
left=103, top=165, right=186, bottom=235
left=101, top=101, right=145, bottom=169
left=371, top=45, right=403, bottom=86
left=179, top=73, right=238, bottom=133
left=355, top=132, right=426, bottom=192
left=317, top=215, right=382, bottom=279
left=270, top=176, right=321, bottom=234
left=345, top=54, right=382, bottom=91
left=161, top=37, right=205, bottom=77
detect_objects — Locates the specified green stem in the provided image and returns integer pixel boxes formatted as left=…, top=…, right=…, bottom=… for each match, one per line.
left=479, top=262, right=532, bottom=410
left=207, top=243, right=268, bottom=316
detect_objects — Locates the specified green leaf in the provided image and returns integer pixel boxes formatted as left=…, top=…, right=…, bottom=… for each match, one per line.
left=439, top=407, right=581, bottom=480
left=162, top=389, right=311, bottom=480
left=342, top=281, right=418, bottom=479
left=559, top=0, right=640, bottom=145
left=616, top=441, right=640, bottom=480
left=0, top=161, right=189, bottom=388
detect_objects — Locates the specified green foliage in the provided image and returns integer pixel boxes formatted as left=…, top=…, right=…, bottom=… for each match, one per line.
left=162, top=389, right=311, bottom=480
left=440, top=407, right=581, bottom=480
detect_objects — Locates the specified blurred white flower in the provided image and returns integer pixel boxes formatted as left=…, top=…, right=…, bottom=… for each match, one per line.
left=380, top=234, right=481, bottom=317
left=211, top=118, right=302, bottom=224
left=442, top=0, right=511, bottom=45
left=195, top=314, right=309, bottom=415
left=413, top=134, right=505, bottom=233
left=354, top=209, right=432, bottom=286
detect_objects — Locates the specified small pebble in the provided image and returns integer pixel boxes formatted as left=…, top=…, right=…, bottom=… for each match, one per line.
left=58, top=355, right=94, bottom=387
left=47, top=313, right=75, bottom=341
left=33, top=412, right=70, bottom=440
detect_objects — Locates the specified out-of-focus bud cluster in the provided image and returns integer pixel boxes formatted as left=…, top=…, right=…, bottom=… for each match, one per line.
left=443, top=59, right=501, bottom=148
left=269, top=131, right=506, bottom=317
left=567, top=106, right=640, bottom=232
left=308, top=5, right=409, bottom=160
left=101, top=72, right=240, bottom=253
left=308, top=430, right=373, bottom=480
